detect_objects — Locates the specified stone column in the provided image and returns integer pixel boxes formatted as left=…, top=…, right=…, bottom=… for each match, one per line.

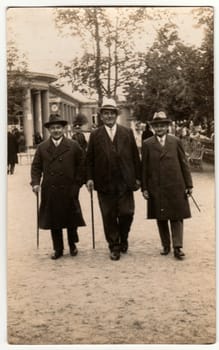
left=59, top=102, right=63, bottom=118
left=22, top=88, right=34, bottom=148
left=64, top=104, right=67, bottom=121
left=33, top=91, right=43, bottom=135
left=41, top=90, right=50, bottom=140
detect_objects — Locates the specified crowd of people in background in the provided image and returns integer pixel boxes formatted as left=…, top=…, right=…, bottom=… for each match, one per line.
left=8, top=114, right=214, bottom=175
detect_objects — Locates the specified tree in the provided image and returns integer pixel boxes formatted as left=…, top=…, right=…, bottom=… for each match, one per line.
left=54, top=7, right=147, bottom=105
left=7, top=40, right=29, bottom=121
left=123, top=23, right=199, bottom=121
left=123, top=7, right=214, bottom=124
left=191, top=7, right=213, bottom=122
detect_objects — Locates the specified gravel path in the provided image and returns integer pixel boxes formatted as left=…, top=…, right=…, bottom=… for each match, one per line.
left=7, top=163, right=215, bottom=345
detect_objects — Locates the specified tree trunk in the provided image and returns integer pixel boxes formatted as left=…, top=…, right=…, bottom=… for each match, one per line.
left=94, top=9, right=103, bottom=106
left=113, top=17, right=119, bottom=100
left=107, top=43, right=111, bottom=98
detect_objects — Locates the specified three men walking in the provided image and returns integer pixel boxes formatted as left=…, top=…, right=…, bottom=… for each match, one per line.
left=31, top=102, right=193, bottom=261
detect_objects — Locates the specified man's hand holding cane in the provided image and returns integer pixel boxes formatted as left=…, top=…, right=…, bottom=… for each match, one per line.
left=86, top=180, right=94, bottom=192
left=185, top=187, right=201, bottom=212
left=185, top=187, right=193, bottom=197
left=32, top=185, right=41, bottom=194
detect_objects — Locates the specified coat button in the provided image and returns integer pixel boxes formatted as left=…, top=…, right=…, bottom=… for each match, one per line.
left=59, top=157, right=62, bottom=161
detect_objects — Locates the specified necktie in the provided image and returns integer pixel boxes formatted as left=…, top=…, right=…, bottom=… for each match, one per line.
left=109, top=128, right=114, bottom=141
left=160, top=137, right=165, bottom=147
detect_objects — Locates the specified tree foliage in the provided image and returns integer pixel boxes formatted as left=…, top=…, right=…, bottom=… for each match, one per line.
left=54, top=7, right=213, bottom=123
left=54, top=7, right=148, bottom=105
left=124, top=9, right=214, bottom=123
left=7, top=40, right=29, bottom=120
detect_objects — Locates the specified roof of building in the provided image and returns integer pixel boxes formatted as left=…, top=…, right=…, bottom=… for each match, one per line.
left=51, top=83, right=98, bottom=104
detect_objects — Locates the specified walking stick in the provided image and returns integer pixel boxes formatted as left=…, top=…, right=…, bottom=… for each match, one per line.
left=90, top=189, right=95, bottom=249
left=36, top=191, right=39, bottom=248
left=190, top=194, right=201, bottom=212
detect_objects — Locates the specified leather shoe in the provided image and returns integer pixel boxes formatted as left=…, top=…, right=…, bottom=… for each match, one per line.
left=120, top=241, right=128, bottom=253
left=51, top=250, right=63, bottom=260
left=110, top=251, right=120, bottom=261
left=70, top=244, right=78, bottom=256
left=160, top=247, right=170, bottom=255
left=174, top=248, right=185, bottom=260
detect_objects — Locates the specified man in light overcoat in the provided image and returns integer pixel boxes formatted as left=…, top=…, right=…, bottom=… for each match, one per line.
left=31, top=114, right=85, bottom=259
left=142, top=111, right=193, bottom=260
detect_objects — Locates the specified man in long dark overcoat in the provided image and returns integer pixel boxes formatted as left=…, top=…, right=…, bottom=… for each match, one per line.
left=86, top=98, right=141, bottom=261
left=142, top=111, right=193, bottom=260
left=30, top=114, right=85, bottom=260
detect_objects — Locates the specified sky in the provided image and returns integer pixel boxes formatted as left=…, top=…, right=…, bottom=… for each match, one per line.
left=7, top=6, right=206, bottom=76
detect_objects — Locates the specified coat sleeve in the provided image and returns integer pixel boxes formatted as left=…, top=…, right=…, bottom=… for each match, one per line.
left=86, top=132, right=95, bottom=181
left=129, top=129, right=141, bottom=181
left=177, top=139, right=193, bottom=188
left=73, top=142, right=86, bottom=187
left=141, top=141, right=148, bottom=191
left=30, top=146, right=43, bottom=186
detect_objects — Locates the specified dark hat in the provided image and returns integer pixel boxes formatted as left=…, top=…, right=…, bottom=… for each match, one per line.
left=44, top=114, right=68, bottom=128
left=150, top=111, right=172, bottom=125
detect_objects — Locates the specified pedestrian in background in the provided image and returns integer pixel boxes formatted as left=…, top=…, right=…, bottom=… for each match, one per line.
left=86, top=98, right=141, bottom=261
left=30, top=114, right=85, bottom=260
left=7, top=129, right=18, bottom=174
left=72, top=125, right=88, bottom=152
left=142, top=111, right=193, bottom=260
left=141, top=121, right=154, bottom=144
left=34, top=132, right=43, bottom=146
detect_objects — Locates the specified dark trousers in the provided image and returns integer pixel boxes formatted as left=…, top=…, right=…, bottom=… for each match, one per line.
left=51, top=228, right=79, bottom=252
left=97, top=191, right=134, bottom=252
left=157, top=220, right=183, bottom=249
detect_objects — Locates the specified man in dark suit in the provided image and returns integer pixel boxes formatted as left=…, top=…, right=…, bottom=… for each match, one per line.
left=86, top=99, right=141, bottom=261
left=7, top=129, right=18, bottom=174
left=142, top=111, right=193, bottom=260
left=31, top=114, right=85, bottom=260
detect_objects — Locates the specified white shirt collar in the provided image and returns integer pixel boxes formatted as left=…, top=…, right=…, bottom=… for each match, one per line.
left=104, top=124, right=117, bottom=140
left=156, top=134, right=166, bottom=143
left=52, top=137, right=63, bottom=147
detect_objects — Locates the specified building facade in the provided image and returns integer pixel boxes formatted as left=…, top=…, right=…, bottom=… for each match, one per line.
left=8, top=71, right=98, bottom=148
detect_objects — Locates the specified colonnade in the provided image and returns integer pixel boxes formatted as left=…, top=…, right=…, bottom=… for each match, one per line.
left=22, top=88, right=78, bottom=148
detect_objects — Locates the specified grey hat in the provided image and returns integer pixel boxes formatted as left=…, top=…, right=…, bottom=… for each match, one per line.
left=150, top=111, right=172, bottom=125
left=99, top=98, right=118, bottom=113
left=44, top=114, right=68, bottom=128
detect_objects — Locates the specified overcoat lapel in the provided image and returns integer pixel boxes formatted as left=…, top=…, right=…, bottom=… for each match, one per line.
left=98, top=126, right=112, bottom=158
left=46, top=137, right=70, bottom=164
left=160, top=135, right=173, bottom=159
left=151, top=135, right=172, bottom=159
left=151, top=136, right=163, bottom=155
left=116, top=125, right=127, bottom=155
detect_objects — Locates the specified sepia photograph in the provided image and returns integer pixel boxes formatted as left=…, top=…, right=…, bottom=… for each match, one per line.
left=3, top=1, right=216, bottom=347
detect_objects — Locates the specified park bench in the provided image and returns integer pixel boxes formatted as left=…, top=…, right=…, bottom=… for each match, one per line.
left=188, top=142, right=205, bottom=170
